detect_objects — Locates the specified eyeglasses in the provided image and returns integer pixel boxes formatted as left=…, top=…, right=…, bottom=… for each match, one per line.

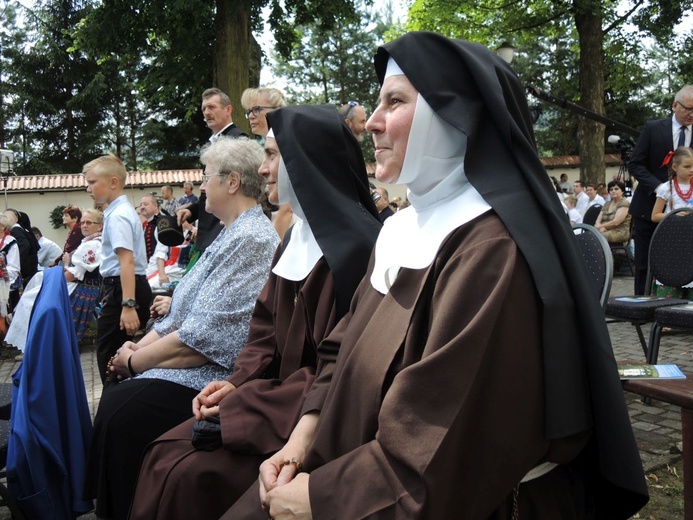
left=676, top=101, right=693, bottom=114
left=201, top=172, right=226, bottom=184
left=81, top=220, right=99, bottom=226
left=244, top=106, right=275, bottom=118
left=343, top=101, right=359, bottom=120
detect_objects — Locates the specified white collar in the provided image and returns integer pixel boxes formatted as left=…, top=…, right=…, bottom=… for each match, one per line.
left=271, top=157, right=324, bottom=281
left=209, top=123, right=234, bottom=143
left=370, top=76, right=491, bottom=294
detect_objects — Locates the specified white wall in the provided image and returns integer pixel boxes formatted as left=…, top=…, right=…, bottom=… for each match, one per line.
left=1, top=185, right=186, bottom=245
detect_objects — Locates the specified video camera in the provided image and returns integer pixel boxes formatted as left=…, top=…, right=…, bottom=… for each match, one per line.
left=607, top=135, right=636, bottom=162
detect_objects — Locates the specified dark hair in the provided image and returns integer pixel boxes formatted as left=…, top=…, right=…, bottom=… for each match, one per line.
left=62, top=205, right=82, bottom=221
left=574, top=180, right=585, bottom=188
left=31, top=226, right=41, bottom=237
left=607, top=180, right=625, bottom=192
left=586, top=183, right=596, bottom=189
left=550, top=177, right=562, bottom=194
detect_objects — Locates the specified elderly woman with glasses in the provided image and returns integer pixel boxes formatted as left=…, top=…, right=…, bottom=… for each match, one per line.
left=5, top=208, right=105, bottom=351
left=85, top=136, right=279, bottom=520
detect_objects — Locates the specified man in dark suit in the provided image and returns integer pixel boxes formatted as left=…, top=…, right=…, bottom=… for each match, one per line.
left=178, top=88, right=248, bottom=254
left=374, top=187, right=395, bottom=222
left=628, top=85, right=693, bottom=294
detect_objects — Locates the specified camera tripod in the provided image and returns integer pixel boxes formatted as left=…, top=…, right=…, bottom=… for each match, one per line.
left=615, top=154, right=633, bottom=198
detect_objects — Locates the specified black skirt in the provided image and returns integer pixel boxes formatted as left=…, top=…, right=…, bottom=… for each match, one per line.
left=86, top=378, right=198, bottom=520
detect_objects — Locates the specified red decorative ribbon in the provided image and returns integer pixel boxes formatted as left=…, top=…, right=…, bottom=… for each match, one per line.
left=661, top=150, right=674, bottom=168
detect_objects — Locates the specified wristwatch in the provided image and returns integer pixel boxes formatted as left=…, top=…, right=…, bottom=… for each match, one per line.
left=121, top=299, right=140, bottom=309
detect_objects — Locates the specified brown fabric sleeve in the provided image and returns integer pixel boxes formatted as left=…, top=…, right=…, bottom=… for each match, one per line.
left=300, top=259, right=373, bottom=415
left=308, top=234, right=552, bottom=519
left=221, top=258, right=339, bottom=455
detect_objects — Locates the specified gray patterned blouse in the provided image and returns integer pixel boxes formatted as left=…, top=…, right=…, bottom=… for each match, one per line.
left=136, top=204, right=279, bottom=391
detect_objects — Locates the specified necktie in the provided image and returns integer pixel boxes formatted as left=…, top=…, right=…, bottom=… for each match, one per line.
left=678, top=126, right=688, bottom=148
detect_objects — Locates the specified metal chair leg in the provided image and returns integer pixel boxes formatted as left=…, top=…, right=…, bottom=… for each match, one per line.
left=634, top=323, right=648, bottom=357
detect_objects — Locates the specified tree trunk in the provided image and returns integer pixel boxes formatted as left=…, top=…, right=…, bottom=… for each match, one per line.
left=214, top=0, right=252, bottom=135
left=248, top=34, right=262, bottom=89
left=128, top=94, right=138, bottom=171
left=574, top=1, right=605, bottom=185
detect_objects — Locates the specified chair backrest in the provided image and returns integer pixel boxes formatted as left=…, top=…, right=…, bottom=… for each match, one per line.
left=573, top=223, right=614, bottom=308
left=648, top=208, right=693, bottom=288
left=583, top=204, right=602, bottom=226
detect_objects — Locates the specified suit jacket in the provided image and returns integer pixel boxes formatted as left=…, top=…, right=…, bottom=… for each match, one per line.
left=628, top=117, right=674, bottom=221
left=192, top=123, right=249, bottom=251
left=219, top=123, right=246, bottom=139
left=7, top=267, right=93, bottom=519
left=378, top=205, right=395, bottom=222
left=10, top=226, right=38, bottom=282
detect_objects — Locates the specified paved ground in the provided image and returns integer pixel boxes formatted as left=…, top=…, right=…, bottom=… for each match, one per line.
left=0, top=271, right=690, bottom=518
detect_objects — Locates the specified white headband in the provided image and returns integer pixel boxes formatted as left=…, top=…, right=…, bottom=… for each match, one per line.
left=385, top=57, right=404, bottom=79
left=266, top=128, right=275, bottom=139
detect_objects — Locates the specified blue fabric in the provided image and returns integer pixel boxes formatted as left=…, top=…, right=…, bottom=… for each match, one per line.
left=7, top=266, right=94, bottom=519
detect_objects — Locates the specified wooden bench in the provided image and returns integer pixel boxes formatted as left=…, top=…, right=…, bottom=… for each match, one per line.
left=622, top=375, right=693, bottom=519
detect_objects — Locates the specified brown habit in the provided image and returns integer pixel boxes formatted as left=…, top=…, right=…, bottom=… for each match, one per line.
left=226, top=213, right=590, bottom=519
left=130, top=253, right=337, bottom=519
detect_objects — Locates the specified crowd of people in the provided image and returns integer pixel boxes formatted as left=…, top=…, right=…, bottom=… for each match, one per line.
left=16, top=30, right=693, bottom=520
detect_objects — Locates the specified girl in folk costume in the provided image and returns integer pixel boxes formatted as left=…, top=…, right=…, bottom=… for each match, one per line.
left=650, top=146, right=693, bottom=298
left=5, top=209, right=104, bottom=351
left=0, top=214, right=20, bottom=334
left=652, top=146, right=693, bottom=221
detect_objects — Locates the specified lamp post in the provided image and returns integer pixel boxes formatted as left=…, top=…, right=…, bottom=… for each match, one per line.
left=495, top=41, right=517, bottom=64
left=0, top=149, right=15, bottom=210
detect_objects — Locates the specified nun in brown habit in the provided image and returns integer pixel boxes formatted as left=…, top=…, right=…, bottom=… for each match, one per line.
left=128, top=105, right=381, bottom=519
left=225, top=32, right=649, bottom=519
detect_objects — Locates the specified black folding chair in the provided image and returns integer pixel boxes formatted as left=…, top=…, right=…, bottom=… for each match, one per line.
left=605, top=208, right=693, bottom=356
left=582, top=204, right=602, bottom=226
left=648, top=303, right=693, bottom=364
left=609, top=218, right=635, bottom=276
left=572, top=223, right=613, bottom=309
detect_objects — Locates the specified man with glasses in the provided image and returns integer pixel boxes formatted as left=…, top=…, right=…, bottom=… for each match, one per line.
left=628, top=85, right=693, bottom=294
left=339, top=101, right=368, bottom=142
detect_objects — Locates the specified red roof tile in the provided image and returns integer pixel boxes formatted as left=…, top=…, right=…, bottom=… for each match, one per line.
left=3, top=170, right=203, bottom=193
left=4, top=154, right=623, bottom=191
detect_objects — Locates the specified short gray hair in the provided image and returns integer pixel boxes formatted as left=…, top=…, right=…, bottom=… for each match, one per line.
left=675, top=85, right=693, bottom=103
left=0, top=213, right=13, bottom=233
left=82, top=208, right=104, bottom=225
left=200, top=137, right=265, bottom=201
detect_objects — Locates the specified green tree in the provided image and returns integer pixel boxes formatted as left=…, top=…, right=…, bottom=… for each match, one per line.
left=407, top=0, right=693, bottom=185
left=270, top=1, right=390, bottom=160
left=73, top=0, right=366, bottom=140
left=7, top=0, right=108, bottom=174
